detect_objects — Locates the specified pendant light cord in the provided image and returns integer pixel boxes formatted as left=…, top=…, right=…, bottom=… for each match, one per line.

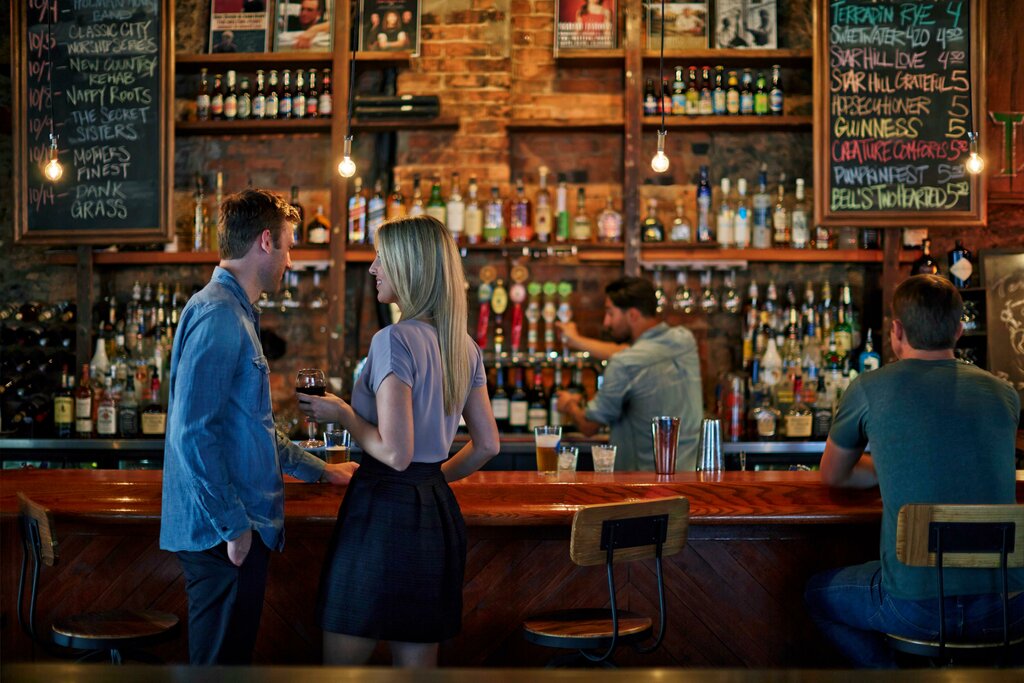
left=345, top=0, right=358, bottom=140
left=658, top=0, right=666, bottom=134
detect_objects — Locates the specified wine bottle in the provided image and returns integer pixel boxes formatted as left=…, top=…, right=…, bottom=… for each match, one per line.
left=947, top=239, right=973, bottom=288
left=490, top=362, right=510, bottom=432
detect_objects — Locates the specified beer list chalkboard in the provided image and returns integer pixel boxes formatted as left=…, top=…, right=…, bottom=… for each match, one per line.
left=818, top=0, right=984, bottom=226
left=17, top=0, right=170, bottom=243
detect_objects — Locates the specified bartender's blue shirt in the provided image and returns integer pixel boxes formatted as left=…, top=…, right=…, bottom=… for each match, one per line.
left=160, top=267, right=324, bottom=553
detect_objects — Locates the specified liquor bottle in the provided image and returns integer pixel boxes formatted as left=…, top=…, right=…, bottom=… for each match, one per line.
left=386, top=179, right=406, bottom=219
left=196, top=68, right=211, bottom=120
left=535, top=166, right=553, bottom=242
left=671, top=66, right=687, bottom=114
left=858, top=329, right=881, bottom=373
left=947, top=239, right=973, bottom=288
left=306, top=205, right=331, bottom=245
left=96, top=387, right=118, bottom=437
left=739, top=70, right=754, bottom=115
left=490, top=362, right=510, bottom=432
left=815, top=222, right=832, bottom=250
left=527, top=366, right=549, bottom=431
left=319, top=69, right=332, bottom=118
left=597, top=195, right=623, bottom=243
left=508, top=368, right=529, bottom=433
left=279, top=69, right=293, bottom=119
left=508, top=177, right=533, bottom=242
left=752, top=389, right=781, bottom=441
left=685, top=66, right=700, bottom=115
left=426, top=176, right=447, bottom=224
left=911, top=238, right=940, bottom=275
left=223, top=70, right=238, bottom=120
left=670, top=199, right=692, bottom=242
left=549, top=359, right=564, bottom=428
left=119, top=380, right=139, bottom=438
left=266, top=69, right=280, bottom=119
left=53, top=365, right=73, bottom=438
left=751, top=167, right=772, bottom=249
left=74, top=363, right=93, bottom=437
left=253, top=70, right=266, bottom=119
left=571, top=187, right=591, bottom=241
left=784, top=376, right=813, bottom=440
left=237, top=76, right=252, bottom=120
left=733, top=178, right=750, bottom=248
left=289, top=186, right=305, bottom=245
left=555, top=174, right=570, bottom=242
left=292, top=70, right=306, bottom=119
left=699, top=65, right=713, bottom=115
left=811, top=376, right=833, bottom=439
left=790, top=178, right=809, bottom=249
left=192, top=173, right=209, bottom=252
left=643, top=78, right=658, bottom=116
left=696, top=165, right=713, bottom=242
left=754, top=71, right=769, bottom=115
left=367, top=178, right=386, bottom=243
left=568, top=357, right=586, bottom=413
left=641, top=197, right=664, bottom=242
left=305, top=69, right=319, bottom=118
left=717, top=177, right=734, bottom=247
left=141, top=376, right=166, bottom=436
left=446, top=172, right=464, bottom=243
left=464, top=176, right=483, bottom=244
left=483, top=186, right=506, bottom=244
left=860, top=228, right=880, bottom=250
left=409, top=174, right=425, bottom=216
left=209, top=73, right=224, bottom=120
left=347, top=177, right=367, bottom=244
left=661, top=79, right=673, bottom=116
left=769, top=64, right=784, bottom=115
left=725, top=70, right=740, bottom=115
left=772, top=176, right=789, bottom=246
left=712, top=65, right=727, bottom=115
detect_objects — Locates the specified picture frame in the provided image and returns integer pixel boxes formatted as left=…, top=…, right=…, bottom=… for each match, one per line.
left=209, top=0, right=272, bottom=53
left=648, top=1, right=708, bottom=50
left=713, top=0, right=776, bottom=49
left=982, top=249, right=1024, bottom=406
left=274, top=0, right=334, bottom=52
left=555, top=0, right=619, bottom=53
left=359, top=0, right=421, bottom=56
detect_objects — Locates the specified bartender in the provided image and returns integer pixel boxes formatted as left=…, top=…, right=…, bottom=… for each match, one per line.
left=555, top=276, right=703, bottom=471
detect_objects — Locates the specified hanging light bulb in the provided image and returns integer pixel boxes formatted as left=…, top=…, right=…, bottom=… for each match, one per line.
left=337, top=135, right=356, bottom=178
left=964, top=131, right=984, bottom=175
left=43, top=133, right=63, bottom=182
left=651, top=129, right=670, bottom=173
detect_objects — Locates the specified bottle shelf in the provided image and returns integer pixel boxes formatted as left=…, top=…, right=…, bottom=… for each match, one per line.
left=640, top=246, right=904, bottom=264
left=355, top=50, right=414, bottom=65
left=351, top=116, right=460, bottom=131
left=346, top=243, right=624, bottom=263
left=641, top=115, right=812, bottom=130
left=507, top=118, right=624, bottom=132
left=46, top=249, right=331, bottom=266
left=176, top=118, right=332, bottom=136
left=641, top=48, right=813, bottom=65
left=554, top=49, right=625, bottom=66
left=175, top=52, right=333, bottom=72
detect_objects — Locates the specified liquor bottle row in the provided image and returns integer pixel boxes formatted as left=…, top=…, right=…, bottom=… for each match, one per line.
left=194, top=67, right=333, bottom=121
left=49, top=363, right=167, bottom=439
left=486, top=356, right=599, bottom=435
left=910, top=238, right=977, bottom=289
left=643, top=65, right=785, bottom=117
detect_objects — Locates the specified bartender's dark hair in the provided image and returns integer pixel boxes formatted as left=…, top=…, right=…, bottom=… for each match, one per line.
left=219, top=189, right=299, bottom=260
left=606, top=277, right=658, bottom=318
left=892, top=274, right=964, bottom=350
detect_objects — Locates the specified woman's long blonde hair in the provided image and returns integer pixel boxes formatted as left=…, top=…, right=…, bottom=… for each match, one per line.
left=376, top=215, right=470, bottom=415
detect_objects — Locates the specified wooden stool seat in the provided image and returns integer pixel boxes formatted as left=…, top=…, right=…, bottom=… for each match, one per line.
left=52, top=610, right=179, bottom=650
left=887, top=632, right=1024, bottom=651
left=524, top=609, right=653, bottom=649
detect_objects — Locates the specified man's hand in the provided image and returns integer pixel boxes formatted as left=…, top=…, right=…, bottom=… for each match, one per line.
left=554, top=321, right=581, bottom=349
left=227, top=529, right=252, bottom=567
left=321, top=461, right=359, bottom=485
left=556, top=390, right=581, bottom=415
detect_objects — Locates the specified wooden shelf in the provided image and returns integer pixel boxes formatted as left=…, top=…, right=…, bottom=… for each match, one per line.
left=351, top=116, right=460, bottom=132
left=346, top=243, right=624, bottom=263
left=355, top=51, right=413, bottom=65
left=554, top=49, right=625, bottom=66
left=642, top=48, right=813, bottom=64
left=507, top=118, right=624, bottom=132
left=47, top=249, right=331, bottom=266
left=642, top=115, right=812, bottom=129
left=176, top=118, right=332, bottom=136
left=175, top=52, right=333, bottom=72
left=640, top=247, right=889, bottom=264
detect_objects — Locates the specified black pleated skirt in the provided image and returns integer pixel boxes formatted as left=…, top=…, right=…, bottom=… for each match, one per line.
left=316, top=455, right=467, bottom=643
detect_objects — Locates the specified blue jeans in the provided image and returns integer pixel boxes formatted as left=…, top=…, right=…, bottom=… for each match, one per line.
left=804, top=561, right=1024, bottom=667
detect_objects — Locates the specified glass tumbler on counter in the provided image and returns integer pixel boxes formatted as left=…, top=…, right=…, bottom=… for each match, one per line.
left=557, top=445, right=579, bottom=472
left=592, top=444, right=617, bottom=473
left=324, top=423, right=351, bottom=464
left=534, top=426, right=562, bottom=473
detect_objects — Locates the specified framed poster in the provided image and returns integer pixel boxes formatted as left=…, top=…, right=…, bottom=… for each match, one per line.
left=714, top=0, right=776, bottom=49
left=274, top=0, right=334, bottom=51
left=555, top=0, right=618, bottom=53
left=983, top=249, right=1024, bottom=407
left=649, top=1, right=708, bottom=50
left=360, top=0, right=421, bottom=55
left=209, top=0, right=272, bottom=53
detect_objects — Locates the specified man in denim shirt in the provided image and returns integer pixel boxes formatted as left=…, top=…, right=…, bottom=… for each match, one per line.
left=160, top=189, right=355, bottom=664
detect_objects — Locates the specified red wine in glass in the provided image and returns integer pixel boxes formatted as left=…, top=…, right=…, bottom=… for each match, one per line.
left=296, top=368, right=326, bottom=447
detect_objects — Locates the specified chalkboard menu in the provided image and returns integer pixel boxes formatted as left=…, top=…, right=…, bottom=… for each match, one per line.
left=814, top=0, right=986, bottom=227
left=13, top=0, right=173, bottom=244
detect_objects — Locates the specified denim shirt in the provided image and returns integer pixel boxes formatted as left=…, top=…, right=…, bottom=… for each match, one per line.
left=160, top=267, right=324, bottom=553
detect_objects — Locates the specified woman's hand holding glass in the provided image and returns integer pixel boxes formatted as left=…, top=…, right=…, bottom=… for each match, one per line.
left=296, top=390, right=348, bottom=425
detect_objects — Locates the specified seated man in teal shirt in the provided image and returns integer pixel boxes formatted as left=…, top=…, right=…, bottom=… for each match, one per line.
left=805, top=274, right=1023, bottom=667
left=555, top=277, right=703, bottom=471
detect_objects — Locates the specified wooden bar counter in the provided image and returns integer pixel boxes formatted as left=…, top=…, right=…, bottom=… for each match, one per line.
left=3, top=470, right=1021, bottom=667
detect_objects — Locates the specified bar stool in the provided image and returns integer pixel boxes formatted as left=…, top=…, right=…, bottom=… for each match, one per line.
left=16, top=493, right=180, bottom=663
left=522, top=496, right=689, bottom=667
left=886, top=503, right=1024, bottom=667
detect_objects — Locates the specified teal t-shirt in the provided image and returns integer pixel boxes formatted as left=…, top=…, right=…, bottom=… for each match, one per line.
left=829, top=358, right=1022, bottom=600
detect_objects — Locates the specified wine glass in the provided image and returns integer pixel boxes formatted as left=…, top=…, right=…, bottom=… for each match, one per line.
left=296, top=368, right=326, bottom=449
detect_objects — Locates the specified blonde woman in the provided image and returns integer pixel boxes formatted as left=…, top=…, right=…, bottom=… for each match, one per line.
left=298, top=215, right=499, bottom=667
